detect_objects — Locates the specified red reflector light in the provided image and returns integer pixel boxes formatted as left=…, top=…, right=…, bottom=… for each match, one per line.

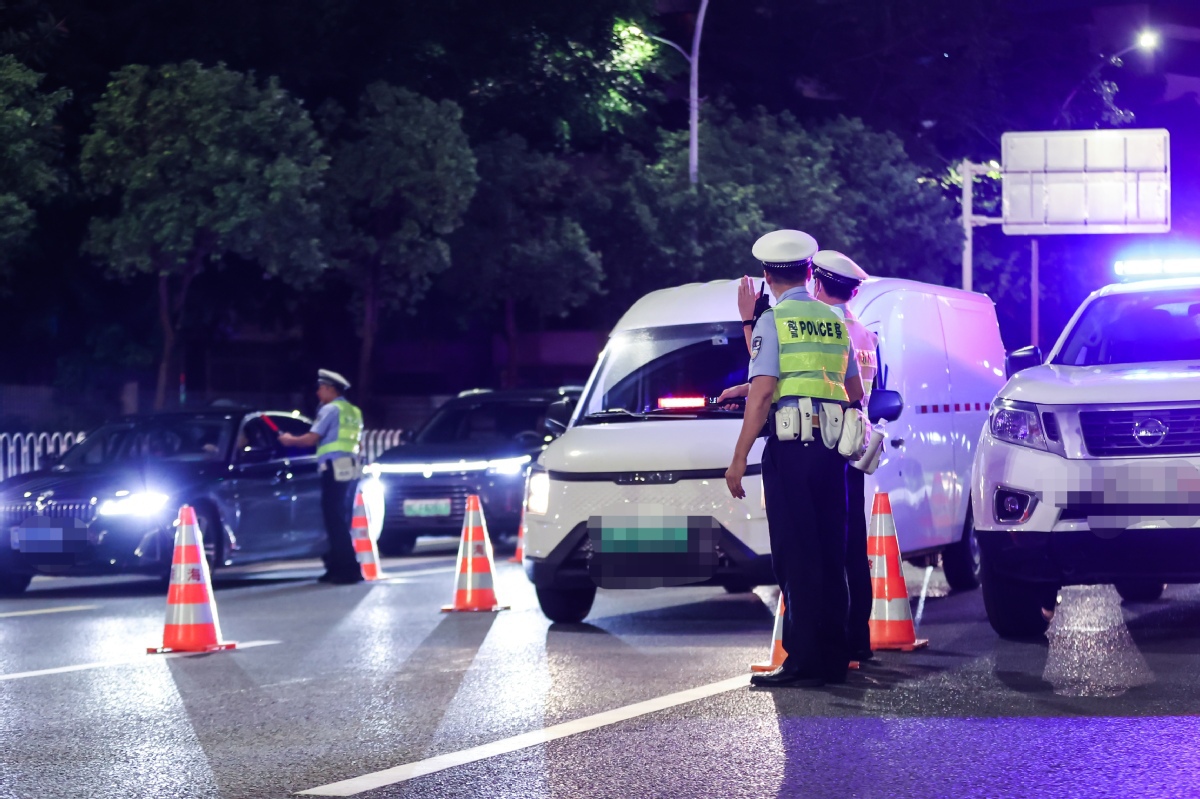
left=657, top=397, right=707, bottom=409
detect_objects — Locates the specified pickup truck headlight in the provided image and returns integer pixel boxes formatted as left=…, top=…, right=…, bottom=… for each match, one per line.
left=525, top=468, right=550, bottom=515
left=989, top=399, right=1047, bottom=451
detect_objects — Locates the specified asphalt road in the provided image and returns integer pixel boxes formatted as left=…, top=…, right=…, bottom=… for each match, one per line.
left=3, top=539, right=1200, bottom=799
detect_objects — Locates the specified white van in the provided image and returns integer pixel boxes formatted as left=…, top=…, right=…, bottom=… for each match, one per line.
left=523, top=277, right=1008, bottom=623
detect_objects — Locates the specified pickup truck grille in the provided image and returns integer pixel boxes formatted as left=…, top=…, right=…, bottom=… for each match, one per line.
left=1080, top=407, right=1200, bottom=457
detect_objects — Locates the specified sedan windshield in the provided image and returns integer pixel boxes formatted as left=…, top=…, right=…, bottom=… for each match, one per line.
left=61, top=418, right=235, bottom=468
left=417, top=402, right=549, bottom=445
left=1054, top=288, right=1200, bottom=366
left=577, top=323, right=749, bottom=419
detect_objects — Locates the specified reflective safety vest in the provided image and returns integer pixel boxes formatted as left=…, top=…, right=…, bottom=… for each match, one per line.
left=772, top=300, right=851, bottom=402
left=316, top=398, right=364, bottom=458
left=844, top=315, right=878, bottom=407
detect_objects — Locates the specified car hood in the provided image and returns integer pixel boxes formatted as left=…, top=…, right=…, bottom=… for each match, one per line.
left=374, top=442, right=537, bottom=465
left=1002, top=361, right=1200, bottom=405
left=0, top=462, right=218, bottom=502
left=542, top=419, right=761, bottom=473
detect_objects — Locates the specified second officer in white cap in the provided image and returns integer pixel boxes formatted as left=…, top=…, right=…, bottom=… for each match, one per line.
left=725, top=229, right=864, bottom=688
left=279, top=369, right=365, bottom=584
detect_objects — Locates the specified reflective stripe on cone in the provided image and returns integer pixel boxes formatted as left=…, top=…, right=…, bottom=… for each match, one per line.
left=750, top=595, right=788, bottom=673
left=350, top=490, right=383, bottom=581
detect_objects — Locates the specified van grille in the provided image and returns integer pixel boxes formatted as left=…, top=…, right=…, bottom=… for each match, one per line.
left=1080, top=407, right=1200, bottom=456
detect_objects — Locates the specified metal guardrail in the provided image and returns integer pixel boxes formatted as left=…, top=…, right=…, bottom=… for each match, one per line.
left=0, top=429, right=406, bottom=482
left=0, top=432, right=88, bottom=482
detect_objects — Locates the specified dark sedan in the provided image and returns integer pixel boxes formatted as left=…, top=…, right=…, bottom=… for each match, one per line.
left=0, top=408, right=330, bottom=595
left=366, top=387, right=580, bottom=556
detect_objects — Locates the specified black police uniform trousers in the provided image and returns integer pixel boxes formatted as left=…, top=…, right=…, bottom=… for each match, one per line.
left=762, top=433, right=850, bottom=676
left=845, top=463, right=873, bottom=657
left=320, top=465, right=361, bottom=579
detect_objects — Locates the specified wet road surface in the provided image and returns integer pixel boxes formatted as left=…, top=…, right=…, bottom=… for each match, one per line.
left=2, top=542, right=1200, bottom=799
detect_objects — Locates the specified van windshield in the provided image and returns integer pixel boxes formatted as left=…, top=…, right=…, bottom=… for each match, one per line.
left=1054, top=288, right=1200, bottom=366
left=577, top=323, right=750, bottom=421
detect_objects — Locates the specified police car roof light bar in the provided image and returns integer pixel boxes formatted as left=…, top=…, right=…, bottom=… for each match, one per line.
left=1115, top=258, right=1200, bottom=278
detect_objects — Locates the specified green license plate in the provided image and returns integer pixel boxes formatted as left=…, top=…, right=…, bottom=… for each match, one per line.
left=594, top=515, right=690, bottom=554
left=403, top=498, right=452, bottom=517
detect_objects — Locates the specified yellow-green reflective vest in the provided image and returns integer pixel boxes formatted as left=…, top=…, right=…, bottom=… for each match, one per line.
left=316, top=398, right=364, bottom=458
left=772, top=300, right=851, bottom=402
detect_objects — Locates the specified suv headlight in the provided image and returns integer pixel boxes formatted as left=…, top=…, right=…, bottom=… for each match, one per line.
left=486, top=455, right=531, bottom=477
left=525, top=468, right=550, bottom=515
left=989, top=399, right=1047, bottom=451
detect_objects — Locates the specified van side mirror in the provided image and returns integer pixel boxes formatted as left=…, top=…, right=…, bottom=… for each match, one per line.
left=1005, top=345, right=1043, bottom=379
left=868, top=389, right=904, bottom=424
left=543, top=398, right=575, bottom=437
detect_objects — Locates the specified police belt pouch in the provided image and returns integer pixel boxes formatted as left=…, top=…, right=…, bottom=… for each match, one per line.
left=819, top=402, right=844, bottom=450
left=838, top=408, right=869, bottom=460
left=330, top=455, right=360, bottom=482
left=774, top=398, right=816, bottom=442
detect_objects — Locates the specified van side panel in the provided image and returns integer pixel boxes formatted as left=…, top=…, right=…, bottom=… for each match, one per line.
left=859, top=291, right=955, bottom=552
left=936, top=296, right=1008, bottom=533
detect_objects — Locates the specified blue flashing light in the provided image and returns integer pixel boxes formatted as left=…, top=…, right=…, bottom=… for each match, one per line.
left=1114, top=258, right=1200, bottom=279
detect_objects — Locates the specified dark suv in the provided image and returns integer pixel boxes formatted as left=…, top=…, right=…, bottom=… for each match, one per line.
left=367, top=387, right=581, bottom=556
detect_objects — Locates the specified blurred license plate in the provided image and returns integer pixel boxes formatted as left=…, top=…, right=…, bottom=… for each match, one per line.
left=404, top=498, right=452, bottom=517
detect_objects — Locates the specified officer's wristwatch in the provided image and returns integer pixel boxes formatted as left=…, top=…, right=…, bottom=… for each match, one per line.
left=742, top=319, right=755, bottom=328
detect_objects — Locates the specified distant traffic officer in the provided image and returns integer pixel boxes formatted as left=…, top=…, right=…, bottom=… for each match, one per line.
left=724, top=229, right=864, bottom=688
left=809, top=249, right=876, bottom=665
left=278, top=370, right=365, bottom=584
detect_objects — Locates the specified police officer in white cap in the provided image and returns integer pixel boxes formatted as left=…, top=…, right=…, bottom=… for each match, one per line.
left=725, top=230, right=864, bottom=688
left=810, top=249, right=877, bottom=664
left=279, top=369, right=365, bottom=584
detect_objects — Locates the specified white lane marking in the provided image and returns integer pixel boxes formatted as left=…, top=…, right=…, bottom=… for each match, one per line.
left=296, top=674, right=749, bottom=796
left=0, top=604, right=98, bottom=619
left=0, top=639, right=281, bottom=682
left=379, top=566, right=455, bottom=580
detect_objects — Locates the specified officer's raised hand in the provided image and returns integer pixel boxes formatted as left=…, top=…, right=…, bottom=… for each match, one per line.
left=725, top=456, right=747, bottom=499
left=737, top=276, right=758, bottom=322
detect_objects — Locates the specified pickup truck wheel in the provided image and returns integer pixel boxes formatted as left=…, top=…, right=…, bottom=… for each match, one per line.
left=378, top=531, right=418, bottom=557
left=981, top=549, right=1055, bottom=639
left=0, top=571, right=32, bottom=596
left=1114, top=580, right=1165, bottom=603
left=942, top=507, right=981, bottom=591
left=536, top=585, right=596, bottom=624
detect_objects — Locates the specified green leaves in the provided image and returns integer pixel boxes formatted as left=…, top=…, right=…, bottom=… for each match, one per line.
left=0, top=54, right=68, bottom=278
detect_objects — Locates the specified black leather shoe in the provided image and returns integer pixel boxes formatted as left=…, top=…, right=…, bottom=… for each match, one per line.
left=851, top=649, right=876, bottom=664
left=749, top=668, right=825, bottom=688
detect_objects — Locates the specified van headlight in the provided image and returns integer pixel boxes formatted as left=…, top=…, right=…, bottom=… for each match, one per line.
left=989, top=399, right=1047, bottom=451
left=525, top=468, right=550, bottom=515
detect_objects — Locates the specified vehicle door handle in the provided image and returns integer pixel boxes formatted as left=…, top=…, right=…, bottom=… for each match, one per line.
left=889, top=438, right=905, bottom=448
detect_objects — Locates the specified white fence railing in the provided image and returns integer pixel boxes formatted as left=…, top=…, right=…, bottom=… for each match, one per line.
left=0, top=432, right=88, bottom=482
left=0, top=429, right=406, bottom=482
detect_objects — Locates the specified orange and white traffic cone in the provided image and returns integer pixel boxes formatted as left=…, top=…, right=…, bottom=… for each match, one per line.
left=867, top=493, right=928, bottom=651
left=750, top=595, right=787, bottom=672
left=442, top=495, right=509, bottom=612
left=508, top=508, right=525, bottom=564
left=350, top=490, right=383, bottom=581
left=148, top=505, right=237, bottom=654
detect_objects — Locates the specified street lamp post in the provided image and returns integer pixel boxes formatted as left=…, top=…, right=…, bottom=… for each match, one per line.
left=632, top=0, right=711, bottom=185
left=1055, top=30, right=1159, bottom=128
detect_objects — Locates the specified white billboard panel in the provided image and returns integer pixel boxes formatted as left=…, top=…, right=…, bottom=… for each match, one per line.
left=1001, top=129, right=1170, bottom=235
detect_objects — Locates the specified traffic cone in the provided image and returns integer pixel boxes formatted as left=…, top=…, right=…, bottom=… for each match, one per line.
left=350, top=490, right=383, bottom=581
left=508, top=508, right=525, bottom=564
left=750, top=595, right=787, bottom=672
left=867, top=493, right=928, bottom=651
left=148, top=505, right=237, bottom=654
left=442, top=495, right=509, bottom=612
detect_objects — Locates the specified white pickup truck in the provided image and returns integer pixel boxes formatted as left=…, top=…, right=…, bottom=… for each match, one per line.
left=972, top=277, right=1200, bottom=638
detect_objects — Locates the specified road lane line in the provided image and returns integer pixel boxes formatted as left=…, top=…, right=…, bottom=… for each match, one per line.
left=379, top=566, right=454, bottom=580
left=296, top=674, right=749, bottom=796
left=0, top=639, right=281, bottom=682
left=0, top=604, right=98, bottom=618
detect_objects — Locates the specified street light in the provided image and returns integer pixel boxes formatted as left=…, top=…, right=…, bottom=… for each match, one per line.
left=629, top=0, right=711, bottom=185
left=1055, top=29, right=1159, bottom=127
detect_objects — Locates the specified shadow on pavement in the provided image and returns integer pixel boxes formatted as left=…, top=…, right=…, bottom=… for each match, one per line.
left=589, top=593, right=775, bottom=636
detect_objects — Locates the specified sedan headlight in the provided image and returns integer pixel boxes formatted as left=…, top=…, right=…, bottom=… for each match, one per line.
left=97, top=491, right=171, bottom=517
left=525, top=469, right=550, bottom=515
left=989, top=399, right=1047, bottom=451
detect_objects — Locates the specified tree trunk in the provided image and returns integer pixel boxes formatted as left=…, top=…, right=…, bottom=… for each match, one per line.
left=154, top=274, right=175, bottom=411
left=357, top=266, right=378, bottom=403
left=503, top=297, right=519, bottom=389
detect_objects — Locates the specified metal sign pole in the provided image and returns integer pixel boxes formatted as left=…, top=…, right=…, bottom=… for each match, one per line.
left=961, top=159, right=973, bottom=293
left=1031, top=239, right=1040, bottom=349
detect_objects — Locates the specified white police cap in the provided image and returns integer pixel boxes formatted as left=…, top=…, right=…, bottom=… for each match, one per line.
left=317, top=369, right=351, bottom=390
left=811, top=250, right=869, bottom=287
left=752, top=229, right=818, bottom=268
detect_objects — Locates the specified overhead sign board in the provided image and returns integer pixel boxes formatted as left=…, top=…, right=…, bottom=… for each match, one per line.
left=1001, top=129, right=1170, bottom=235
